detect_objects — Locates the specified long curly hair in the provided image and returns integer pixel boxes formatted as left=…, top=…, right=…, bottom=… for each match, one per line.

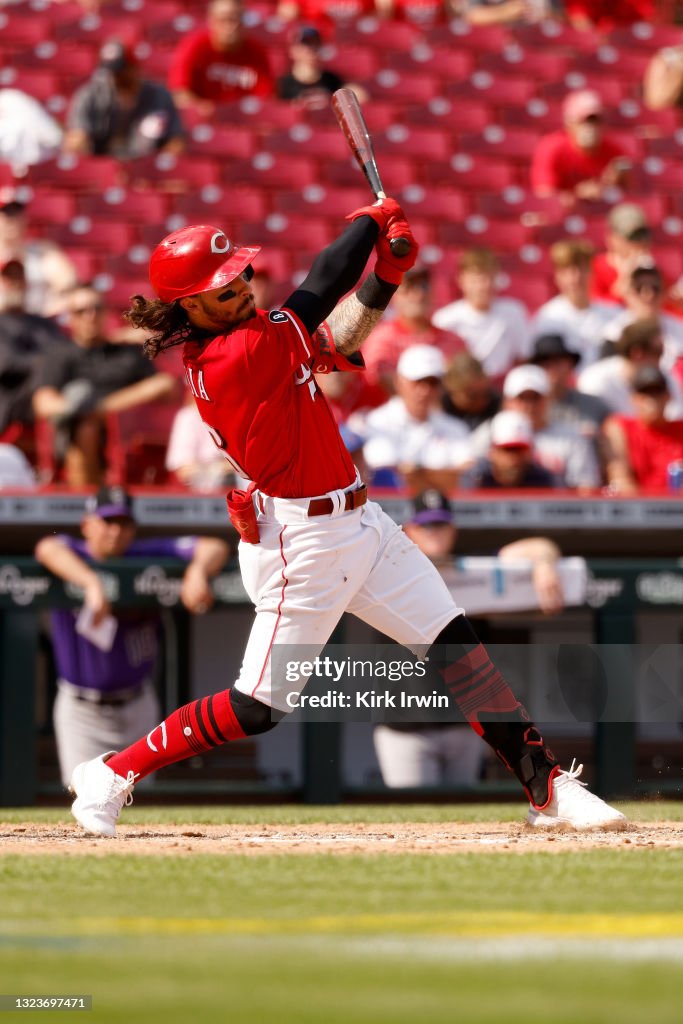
left=124, top=295, right=197, bottom=360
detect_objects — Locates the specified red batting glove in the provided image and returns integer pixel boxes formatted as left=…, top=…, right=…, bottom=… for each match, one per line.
left=345, top=196, right=404, bottom=232
left=374, top=219, right=418, bottom=285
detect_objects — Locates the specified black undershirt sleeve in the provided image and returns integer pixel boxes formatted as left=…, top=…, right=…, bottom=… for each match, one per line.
left=284, top=217, right=397, bottom=336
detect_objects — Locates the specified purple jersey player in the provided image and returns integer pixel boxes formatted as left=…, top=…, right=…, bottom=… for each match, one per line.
left=34, top=485, right=229, bottom=786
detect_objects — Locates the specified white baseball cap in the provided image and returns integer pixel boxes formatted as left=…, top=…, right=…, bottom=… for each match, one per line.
left=397, top=344, right=446, bottom=381
left=490, top=410, right=534, bottom=448
left=503, top=364, right=550, bottom=399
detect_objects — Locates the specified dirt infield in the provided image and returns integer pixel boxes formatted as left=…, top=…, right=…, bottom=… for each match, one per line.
left=2, top=820, right=683, bottom=855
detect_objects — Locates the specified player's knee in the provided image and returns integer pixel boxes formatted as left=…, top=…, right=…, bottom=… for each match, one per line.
left=230, top=688, right=283, bottom=735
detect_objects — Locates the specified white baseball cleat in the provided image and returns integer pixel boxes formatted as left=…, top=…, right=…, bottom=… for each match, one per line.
left=69, top=752, right=138, bottom=838
left=527, top=760, right=627, bottom=831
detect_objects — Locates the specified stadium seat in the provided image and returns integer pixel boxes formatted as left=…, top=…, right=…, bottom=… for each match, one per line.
left=401, top=97, right=491, bottom=135
left=424, top=21, right=510, bottom=55
left=0, top=6, right=51, bottom=47
left=0, top=68, right=63, bottom=104
left=322, top=43, right=379, bottom=82
left=438, top=216, right=531, bottom=252
left=422, top=154, right=517, bottom=192
left=188, top=125, right=257, bottom=160
left=104, top=403, right=180, bottom=486
left=26, top=191, right=77, bottom=226
left=497, top=271, right=553, bottom=313
left=446, top=73, right=536, bottom=108
left=476, top=188, right=565, bottom=225
left=172, top=187, right=269, bottom=225
left=459, top=128, right=543, bottom=164
left=215, top=97, right=301, bottom=133
left=228, top=153, right=318, bottom=191
left=28, top=157, right=124, bottom=193
left=386, top=45, right=474, bottom=83
left=478, top=48, right=571, bottom=82
left=127, top=154, right=220, bottom=192
left=272, top=185, right=366, bottom=220
left=265, top=126, right=350, bottom=161
left=240, top=215, right=332, bottom=252
left=323, top=155, right=417, bottom=190
left=77, top=189, right=170, bottom=226
left=368, top=69, right=441, bottom=106
left=337, top=17, right=420, bottom=53
left=398, top=185, right=470, bottom=223
left=373, top=125, right=452, bottom=164
left=52, top=218, right=136, bottom=255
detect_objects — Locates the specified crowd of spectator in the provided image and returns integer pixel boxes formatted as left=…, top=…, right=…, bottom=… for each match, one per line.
left=1, top=0, right=683, bottom=496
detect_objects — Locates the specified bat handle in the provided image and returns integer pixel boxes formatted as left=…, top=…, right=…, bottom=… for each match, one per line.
left=389, top=237, right=412, bottom=258
left=375, top=191, right=413, bottom=259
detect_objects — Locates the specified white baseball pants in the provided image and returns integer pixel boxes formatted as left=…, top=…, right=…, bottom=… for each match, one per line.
left=234, top=493, right=463, bottom=712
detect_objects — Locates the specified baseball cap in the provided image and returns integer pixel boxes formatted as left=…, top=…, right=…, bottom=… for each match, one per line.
left=409, top=489, right=455, bottom=526
left=530, top=333, right=580, bottom=366
left=608, top=203, right=651, bottom=242
left=397, top=344, right=446, bottom=381
left=490, top=410, right=533, bottom=448
left=85, top=485, right=134, bottom=520
left=563, top=89, right=603, bottom=123
left=290, top=24, right=322, bottom=46
left=503, top=364, right=551, bottom=399
left=631, top=366, right=669, bottom=394
left=99, top=39, right=137, bottom=73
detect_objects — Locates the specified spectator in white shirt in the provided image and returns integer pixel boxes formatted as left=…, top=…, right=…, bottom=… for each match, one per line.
left=577, top=318, right=683, bottom=420
left=532, top=239, right=615, bottom=368
left=166, top=395, right=235, bottom=491
left=431, top=248, right=530, bottom=387
left=602, top=264, right=683, bottom=374
left=472, top=364, right=602, bottom=490
left=352, top=345, right=472, bottom=492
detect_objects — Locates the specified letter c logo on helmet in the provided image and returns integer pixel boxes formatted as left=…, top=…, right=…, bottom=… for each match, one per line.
left=149, top=224, right=262, bottom=303
left=210, top=232, right=231, bottom=255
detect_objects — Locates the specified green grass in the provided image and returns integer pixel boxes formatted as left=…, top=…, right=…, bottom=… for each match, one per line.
left=1, top=798, right=681, bottom=825
left=2, top=809, right=683, bottom=1023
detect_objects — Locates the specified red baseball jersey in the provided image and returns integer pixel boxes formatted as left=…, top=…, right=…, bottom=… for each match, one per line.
left=168, top=30, right=274, bottom=103
left=183, top=308, right=361, bottom=498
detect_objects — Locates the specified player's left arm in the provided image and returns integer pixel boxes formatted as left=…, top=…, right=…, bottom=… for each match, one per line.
left=180, top=537, right=231, bottom=614
left=285, top=199, right=417, bottom=356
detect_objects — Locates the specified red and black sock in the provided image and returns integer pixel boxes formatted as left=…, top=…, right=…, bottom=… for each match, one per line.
left=429, top=616, right=559, bottom=809
left=107, top=689, right=246, bottom=782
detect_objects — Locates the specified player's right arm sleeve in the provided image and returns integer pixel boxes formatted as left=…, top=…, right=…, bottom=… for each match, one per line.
left=284, top=218, right=379, bottom=335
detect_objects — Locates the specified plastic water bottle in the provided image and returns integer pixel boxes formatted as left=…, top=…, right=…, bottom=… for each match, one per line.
left=667, top=460, right=683, bottom=493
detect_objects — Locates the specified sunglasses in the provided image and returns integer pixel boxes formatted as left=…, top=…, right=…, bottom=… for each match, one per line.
left=633, top=281, right=662, bottom=295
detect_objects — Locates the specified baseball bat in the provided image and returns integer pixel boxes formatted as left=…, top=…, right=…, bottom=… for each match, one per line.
left=331, top=88, right=412, bottom=258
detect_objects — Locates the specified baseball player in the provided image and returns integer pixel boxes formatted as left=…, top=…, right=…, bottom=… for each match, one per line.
left=68, top=201, right=626, bottom=835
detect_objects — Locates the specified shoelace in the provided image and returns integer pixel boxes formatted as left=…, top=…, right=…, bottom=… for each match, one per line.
left=123, top=770, right=137, bottom=808
left=557, top=759, right=608, bottom=805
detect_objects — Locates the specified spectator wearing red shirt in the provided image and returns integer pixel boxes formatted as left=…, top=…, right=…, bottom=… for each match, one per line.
left=590, top=204, right=654, bottom=307
left=603, top=366, right=683, bottom=494
left=168, top=0, right=274, bottom=118
left=531, top=90, right=630, bottom=206
left=565, top=0, right=654, bottom=32
left=362, top=265, right=466, bottom=391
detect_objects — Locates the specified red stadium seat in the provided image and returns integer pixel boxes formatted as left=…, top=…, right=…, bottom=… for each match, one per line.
left=425, top=22, right=510, bottom=55
left=438, top=216, right=531, bottom=252
left=77, top=189, right=170, bottom=226
left=541, top=74, right=626, bottom=109
left=188, top=125, right=258, bottom=160
left=497, top=271, right=553, bottom=313
left=52, top=218, right=136, bottom=254
left=240, top=215, right=332, bottom=252
left=26, top=191, right=77, bottom=226
left=498, top=98, right=565, bottom=131
left=323, top=44, right=379, bottom=82
left=172, top=187, right=270, bottom=225
left=372, top=125, right=452, bottom=164
left=422, top=154, right=517, bottom=192
left=398, top=185, right=469, bottom=223
left=266, top=126, right=350, bottom=162
left=459, top=127, right=542, bottom=164
left=28, top=157, right=124, bottom=192
left=401, top=97, right=491, bottom=135
left=386, top=45, right=474, bottom=83
left=368, top=69, right=441, bottom=106
left=478, top=48, right=571, bottom=82
left=228, top=153, right=318, bottom=191
left=273, top=185, right=366, bottom=220
left=323, top=155, right=417, bottom=190
left=476, top=188, right=565, bottom=225
left=446, top=72, right=536, bottom=108
left=0, top=7, right=50, bottom=47
left=215, top=97, right=301, bottom=133
left=128, top=154, right=221, bottom=191
left=339, top=17, right=420, bottom=53
left=0, top=68, right=63, bottom=103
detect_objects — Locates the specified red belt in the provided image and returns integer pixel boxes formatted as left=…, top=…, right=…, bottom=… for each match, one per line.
left=307, top=485, right=368, bottom=517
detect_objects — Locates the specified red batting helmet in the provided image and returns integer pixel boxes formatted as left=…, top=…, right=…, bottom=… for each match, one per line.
left=149, top=225, right=261, bottom=303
